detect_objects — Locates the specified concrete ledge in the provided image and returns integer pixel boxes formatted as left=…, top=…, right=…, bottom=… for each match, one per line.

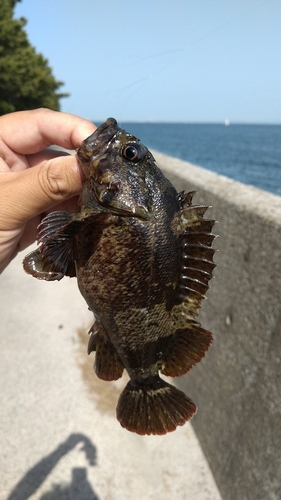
left=153, top=150, right=281, bottom=500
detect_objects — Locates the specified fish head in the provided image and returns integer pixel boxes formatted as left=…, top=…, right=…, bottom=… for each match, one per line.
left=77, top=118, right=157, bottom=219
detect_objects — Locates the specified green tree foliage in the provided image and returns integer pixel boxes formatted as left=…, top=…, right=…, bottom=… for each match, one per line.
left=0, top=0, right=69, bottom=115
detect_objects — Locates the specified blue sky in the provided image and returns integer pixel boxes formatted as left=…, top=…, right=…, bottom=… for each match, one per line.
left=15, top=0, right=281, bottom=123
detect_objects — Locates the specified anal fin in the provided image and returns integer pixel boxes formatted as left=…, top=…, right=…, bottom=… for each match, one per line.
left=88, top=322, right=124, bottom=381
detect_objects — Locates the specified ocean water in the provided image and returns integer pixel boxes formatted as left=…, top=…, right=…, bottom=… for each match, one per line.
left=114, top=123, right=281, bottom=197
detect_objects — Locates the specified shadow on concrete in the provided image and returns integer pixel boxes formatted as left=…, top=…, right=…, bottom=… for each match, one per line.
left=7, top=433, right=99, bottom=500
left=40, top=467, right=99, bottom=500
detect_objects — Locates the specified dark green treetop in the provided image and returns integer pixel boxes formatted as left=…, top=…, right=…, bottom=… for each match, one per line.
left=0, top=0, right=69, bottom=115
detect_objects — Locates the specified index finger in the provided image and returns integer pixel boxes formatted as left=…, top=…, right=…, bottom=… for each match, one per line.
left=0, top=108, right=97, bottom=155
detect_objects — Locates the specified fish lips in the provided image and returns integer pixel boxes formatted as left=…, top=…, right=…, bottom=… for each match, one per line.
left=77, top=118, right=119, bottom=168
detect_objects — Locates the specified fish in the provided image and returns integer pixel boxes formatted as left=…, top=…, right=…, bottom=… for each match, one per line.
left=23, top=118, right=216, bottom=435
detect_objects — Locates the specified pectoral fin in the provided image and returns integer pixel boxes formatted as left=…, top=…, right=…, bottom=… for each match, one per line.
left=23, top=248, right=76, bottom=281
left=23, top=210, right=84, bottom=281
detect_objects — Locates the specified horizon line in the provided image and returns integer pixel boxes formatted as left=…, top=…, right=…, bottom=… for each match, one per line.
left=91, top=119, right=281, bottom=126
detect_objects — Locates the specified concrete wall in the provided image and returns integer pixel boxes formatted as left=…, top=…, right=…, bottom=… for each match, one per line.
left=153, top=151, right=281, bottom=500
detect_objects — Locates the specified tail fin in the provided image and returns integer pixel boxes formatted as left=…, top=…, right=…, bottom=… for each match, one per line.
left=116, top=376, right=196, bottom=435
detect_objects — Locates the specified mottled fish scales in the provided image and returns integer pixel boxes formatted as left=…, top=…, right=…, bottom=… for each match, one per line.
left=23, top=118, right=216, bottom=435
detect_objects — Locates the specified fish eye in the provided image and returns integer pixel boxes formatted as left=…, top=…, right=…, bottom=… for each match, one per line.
left=122, top=143, right=142, bottom=162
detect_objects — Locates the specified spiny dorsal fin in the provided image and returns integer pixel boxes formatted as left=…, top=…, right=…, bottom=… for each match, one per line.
left=174, top=190, right=217, bottom=317
left=164, top=190, right=216, bottom=373
left=178, top=190, right=197, bottom=206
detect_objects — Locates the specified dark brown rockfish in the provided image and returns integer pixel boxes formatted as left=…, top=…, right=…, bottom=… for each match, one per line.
left=23, top=118, right=216, bottom=435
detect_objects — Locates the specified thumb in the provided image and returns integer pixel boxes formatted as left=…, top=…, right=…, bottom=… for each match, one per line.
left=0, top=155, right=84, bottom=230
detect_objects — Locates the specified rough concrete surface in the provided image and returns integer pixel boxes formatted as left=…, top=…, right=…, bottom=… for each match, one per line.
left=154, top=151, right=281, bottom=500
left=0, top=248, right=222, bottom=500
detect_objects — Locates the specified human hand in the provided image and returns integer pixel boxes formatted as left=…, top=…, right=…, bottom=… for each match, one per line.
left=0, top=108, right=96, bottom=272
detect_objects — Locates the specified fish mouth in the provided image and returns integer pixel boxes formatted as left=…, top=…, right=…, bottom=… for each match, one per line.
left=79, top=117, right=119, bottom=157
